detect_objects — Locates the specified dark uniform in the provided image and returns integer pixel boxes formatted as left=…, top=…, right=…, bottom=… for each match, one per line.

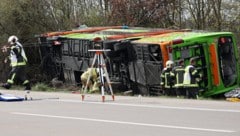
left=172, top=60, right=185, bottom=97
left=160, top=60, right=175, bottom=96
left=1, top=36, right=31, bottom=91
left=183, top=58, right=201, bottom=99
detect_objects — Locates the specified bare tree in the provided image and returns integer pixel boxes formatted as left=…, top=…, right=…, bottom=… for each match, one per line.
left=185, top=0, right=212, bottom=30
left=108, top=0, right=177, bottom=27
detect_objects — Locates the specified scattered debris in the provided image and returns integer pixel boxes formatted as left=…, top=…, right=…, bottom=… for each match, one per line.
left=123, top=90, right=133, bottom=96
left=224, top=89, right=240, bottom=102
left=51, top=77, right=63, bottom=88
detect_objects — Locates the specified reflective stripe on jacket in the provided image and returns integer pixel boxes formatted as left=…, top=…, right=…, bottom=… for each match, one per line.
left=10, top=42, right=27, bottom=67
left=173, top=66, right=185, bottom=88
left=160, top=67, right=174, bottom=88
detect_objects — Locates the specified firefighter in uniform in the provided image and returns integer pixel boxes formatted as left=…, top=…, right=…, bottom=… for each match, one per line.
left=183, top=58, right=201, bottom=99
left=172, top=59, right=185, bottom=97
left=1, top=36, right=31, bottom=92
left=160, top=60, right=175, bottom=96
left=81, top=68, right=100, bottom=93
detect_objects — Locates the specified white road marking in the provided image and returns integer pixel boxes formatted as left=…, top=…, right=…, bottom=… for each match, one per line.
left=12, top=112, right=235, bottom=133
left=56, top=99, right=240, bottom=113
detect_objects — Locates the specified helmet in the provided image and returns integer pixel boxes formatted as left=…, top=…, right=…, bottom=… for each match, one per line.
left=8, top=35, right=18, bottom=45
left=190, top=58, right=196, bottom=65
left=178, top=59, right=184, bottom=65
left=166, top=60, right=174, bottom=68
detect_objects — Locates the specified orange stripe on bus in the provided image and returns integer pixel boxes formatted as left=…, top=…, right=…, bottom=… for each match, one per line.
left=209, top=43, right=220, bottom=86
left=160, top=42, right=170, bottom=67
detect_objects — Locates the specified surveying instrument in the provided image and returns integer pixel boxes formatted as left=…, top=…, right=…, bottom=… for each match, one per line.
left=81, top=48, right=115, bottom=102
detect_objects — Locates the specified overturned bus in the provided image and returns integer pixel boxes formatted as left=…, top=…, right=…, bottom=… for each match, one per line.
left=37, top=26, right=239, bottom=97
left=37, top=26, right=181, bottom=92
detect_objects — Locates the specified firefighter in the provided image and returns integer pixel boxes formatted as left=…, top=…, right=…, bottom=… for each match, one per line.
left=172, top=59, right=185, bottom=97
left=81, top=68, right=100, bottom=93
left=160, top=60, right=175, bottom=96
left=1, top=36, right=31, bottom=93
left=183, top=58, right=201, bottom=99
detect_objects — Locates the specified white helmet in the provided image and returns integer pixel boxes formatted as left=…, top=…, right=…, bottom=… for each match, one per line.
left=166, top=60, right=174, bottom=68
left=8, top=35, right=18, bottom=45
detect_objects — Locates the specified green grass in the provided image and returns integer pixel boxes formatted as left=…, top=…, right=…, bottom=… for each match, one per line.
left=32, top=83, right=81, bottom=93
left=33, top=83, right=51, bottom=91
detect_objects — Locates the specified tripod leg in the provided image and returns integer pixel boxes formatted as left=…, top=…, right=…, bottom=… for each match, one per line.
left=82, top=54, right=97, bottom=100
left=98, top=54, right=106, bottom=102
left=100, top=54, right=115, bottom=101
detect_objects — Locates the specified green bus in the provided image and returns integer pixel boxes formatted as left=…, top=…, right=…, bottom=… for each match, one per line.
left=171, top=32, right=239, bottom=96
left=132, top=31, right=239, bottom=96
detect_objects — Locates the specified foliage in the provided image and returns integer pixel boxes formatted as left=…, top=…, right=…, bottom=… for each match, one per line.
left=33, top=83, right=51, bottom=92
left=0, top=0, right=239, bottom=42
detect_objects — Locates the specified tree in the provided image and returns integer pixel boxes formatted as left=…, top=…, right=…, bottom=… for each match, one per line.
left=108, top=0, right=178, bottom=27
left=185, top=0, right=212, bottom=30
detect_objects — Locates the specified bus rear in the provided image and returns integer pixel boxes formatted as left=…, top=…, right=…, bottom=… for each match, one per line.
left=171, top=32, right=239, bottom=97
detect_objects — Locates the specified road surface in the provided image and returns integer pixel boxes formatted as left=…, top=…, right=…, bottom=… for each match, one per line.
left=0, top=89, right=239, bottom=136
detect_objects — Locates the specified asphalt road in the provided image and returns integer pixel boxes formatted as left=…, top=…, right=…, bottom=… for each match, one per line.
left=0, top=89, right=239, bottom=136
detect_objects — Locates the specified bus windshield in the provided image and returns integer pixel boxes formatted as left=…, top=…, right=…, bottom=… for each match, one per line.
left=218, top=36, right=237, bottom=87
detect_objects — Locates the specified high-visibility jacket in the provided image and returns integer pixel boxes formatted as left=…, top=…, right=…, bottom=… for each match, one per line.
left=183, top=65, right=200, bottom=87
left=81, top=68, right=100, bottom=92
left=160, top=67, right=174, bottom=89
left=172, top=66, right=185, bottom=88
left=9, top=42, right=27, bottom=67
left=81, top=68, right=98, bottom=82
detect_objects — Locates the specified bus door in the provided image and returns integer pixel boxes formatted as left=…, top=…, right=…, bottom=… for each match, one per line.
left=217, top=36, right=237, bottom=87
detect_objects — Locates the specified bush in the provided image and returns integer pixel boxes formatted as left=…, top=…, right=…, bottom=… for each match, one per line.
left=33, top=83, right=50, bottom=91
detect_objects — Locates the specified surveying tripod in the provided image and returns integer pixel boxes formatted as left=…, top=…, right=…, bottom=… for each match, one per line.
left=81, top=49, right=114, bottom=102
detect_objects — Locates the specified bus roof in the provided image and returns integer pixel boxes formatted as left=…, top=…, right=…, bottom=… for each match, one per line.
left=96, top=28, right=150, bottom=35
left=132, top=31, right=233, bottom=44
left=60, top=29, right=184, bottom=41
left=61, top=33, right=110, bottom=40
left=41, top=26, right=126, bottom=37
left=59, top=27, right=153, bottom=40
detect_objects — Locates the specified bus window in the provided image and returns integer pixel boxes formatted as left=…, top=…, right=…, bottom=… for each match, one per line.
left=218, top=37, right=237, bottom=87
left=181, top=48, right=190, bottom=59
left=172, top=47, right=191, bottom=60
left=148, top=45, right=161, bottom=61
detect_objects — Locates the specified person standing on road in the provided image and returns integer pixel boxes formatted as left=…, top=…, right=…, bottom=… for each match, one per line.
left=183, top=58, right=201, bottom=99
left=160, top=60, right=175, bottom=96
left=172, top=59, right=185, bottom=97
left=1, top=36, right=31, bottom=95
